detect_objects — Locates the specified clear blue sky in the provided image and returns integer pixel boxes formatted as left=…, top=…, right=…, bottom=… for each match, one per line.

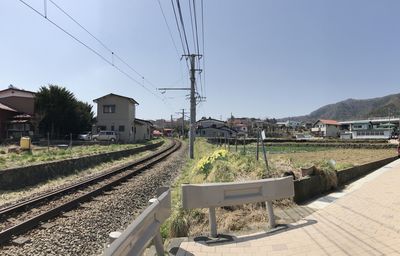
left=1, top=0, right=399, bottom=120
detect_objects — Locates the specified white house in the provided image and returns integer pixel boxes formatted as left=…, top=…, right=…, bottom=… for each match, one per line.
left=311, top=119, right=340, bottom=137
left=93, top=93, right=138, bottom=142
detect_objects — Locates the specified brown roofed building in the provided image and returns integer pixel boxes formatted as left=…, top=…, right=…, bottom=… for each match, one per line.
left=0, top=86, right=36, bottom=140
left=311, top=119, right=340, bottom=137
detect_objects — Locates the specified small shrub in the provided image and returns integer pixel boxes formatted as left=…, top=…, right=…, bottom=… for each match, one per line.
left=194, top=149, right=228, bottom=176
left=169, top=210, right=189, bottom=237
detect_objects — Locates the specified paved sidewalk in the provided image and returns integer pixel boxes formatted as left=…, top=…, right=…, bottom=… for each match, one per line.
left=176, top=159, right=400, bottom=256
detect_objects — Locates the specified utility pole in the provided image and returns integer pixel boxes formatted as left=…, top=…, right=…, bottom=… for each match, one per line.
left=158, top=53, right=202, bottom=159
left=175, top=109, right=187, bottom=138
left=189, top=55, right=196, bottom=159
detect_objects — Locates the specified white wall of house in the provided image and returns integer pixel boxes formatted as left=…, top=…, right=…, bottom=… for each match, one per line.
left=135, top=122, right=151, bottom=141
left=312, top=121, right=339, bottom=137
left=94, top=94, right=136, bottom=142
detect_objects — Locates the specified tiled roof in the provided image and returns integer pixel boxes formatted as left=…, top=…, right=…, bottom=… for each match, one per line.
left=93, top=93, right=139, bottom=105
left=319, top=119, right=339, bottom=125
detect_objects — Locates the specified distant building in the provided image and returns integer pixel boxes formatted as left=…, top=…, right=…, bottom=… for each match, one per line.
left=276, top=120, right=301, bottom=129
left=196, top=117, right=237, bottom=138
left=0, top=86, right=36, bottom=140
left=311, top=119, right=340, bottom=137
left=134, top=118, right=153, bottom=141
left=233, top=123, right=248, bottom=135
left=339, top=118, right=398, bottom=139
left=93, top=93, right=138, bottom=142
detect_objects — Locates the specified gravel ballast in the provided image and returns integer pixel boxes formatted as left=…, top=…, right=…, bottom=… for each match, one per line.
left=0, top=142, right=187, bottom=256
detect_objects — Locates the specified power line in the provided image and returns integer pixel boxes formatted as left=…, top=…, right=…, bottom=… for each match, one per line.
left=157, top=0, right=188, bottom=78
left=48, top=0, right=160, bottom=92
left=188, top=0, right=202, bottom=96
left=18, top=0, right=170, bottom=105
left=201, top=0, right=206, bottom=98
left=192, top=0, right=201, bottom=58
left=171, top=0, right=188, bottom=56
left=188, top=0, right=197, bottom=55
left=176, top=0, right=191, bottom=56
left=157, top=0, right=181, bottom=59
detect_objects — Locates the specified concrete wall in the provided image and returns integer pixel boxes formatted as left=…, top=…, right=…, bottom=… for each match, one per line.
left=293, top=156, right=398, bottom=203
left=135, top=123, right=151, bottom=141
left=0, top=141, right=163, bottom=190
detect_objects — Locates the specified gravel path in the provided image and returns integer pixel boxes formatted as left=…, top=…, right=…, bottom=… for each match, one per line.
left=0, top=142, right=187, bottom=256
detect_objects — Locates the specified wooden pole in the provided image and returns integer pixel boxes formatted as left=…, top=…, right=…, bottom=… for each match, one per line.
left=243, top=136, right=246, bottom=155
left=235, top=137, right=238, bottom=152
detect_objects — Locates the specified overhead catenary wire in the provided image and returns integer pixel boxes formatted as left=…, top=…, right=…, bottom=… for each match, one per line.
left=176, top=0, right=191, bottom=56
left=201, top=0, right=206, bottom=98
left=171, top=0, right=188, bottom=57
left=48, top=0, right=160, bottom=92
left=157, top=0, right=189, bottom=78
left=18, top=0, right=173, bottom=108
left=188, top=0, right=202, bottom=96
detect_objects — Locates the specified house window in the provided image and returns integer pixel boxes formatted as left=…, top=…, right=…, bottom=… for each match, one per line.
left=103, top=105, right=116, bottom=113
left=98, top=126, right=106, bottom=131
left=111, top=125, right=114, bottom=131
left=119, top=125, right=125, bottom=132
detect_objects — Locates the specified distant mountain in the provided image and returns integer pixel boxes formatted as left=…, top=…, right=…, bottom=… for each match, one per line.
left=289, top=93, right=400, bottom=122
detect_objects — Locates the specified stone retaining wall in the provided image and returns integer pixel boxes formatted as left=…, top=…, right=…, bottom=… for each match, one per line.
left=0, top=141, right=164, bottom=190
left=293, top=156, right=398, bottom=203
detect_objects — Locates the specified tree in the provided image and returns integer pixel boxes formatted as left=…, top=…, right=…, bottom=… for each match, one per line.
left=35, top=85, right=94, bottom=138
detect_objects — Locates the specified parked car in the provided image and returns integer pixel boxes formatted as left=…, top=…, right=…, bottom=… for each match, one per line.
left=92, top=131, right=119, bottom=142
left=78, top=131, right=92, bottom=141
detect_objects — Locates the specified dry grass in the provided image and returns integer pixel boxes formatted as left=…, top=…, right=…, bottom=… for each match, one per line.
left=269, top=148, right=396, bottom=172
left=164, top=140, right=398, bottom=238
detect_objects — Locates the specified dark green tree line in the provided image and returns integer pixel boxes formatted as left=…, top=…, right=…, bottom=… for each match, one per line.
left=35, top=85, right=94, bottom=138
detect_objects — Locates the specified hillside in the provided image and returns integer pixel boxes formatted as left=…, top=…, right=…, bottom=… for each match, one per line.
left=291, top=93, right=400, bottom=122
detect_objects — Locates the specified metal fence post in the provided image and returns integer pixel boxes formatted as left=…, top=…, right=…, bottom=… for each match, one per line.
left=266, top=201, right=275, bottom=228
left=209, top=207, right=217, bottom=237
left=153, top=229, right=164, bottom=256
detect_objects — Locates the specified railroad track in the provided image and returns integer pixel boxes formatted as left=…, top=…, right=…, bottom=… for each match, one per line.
left=0, top=139, right=181, bottom=245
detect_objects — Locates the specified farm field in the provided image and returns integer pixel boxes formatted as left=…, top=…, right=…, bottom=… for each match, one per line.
left=0, top=138, right=163, bottom=169
left=162, top=138, right=397, bottom=239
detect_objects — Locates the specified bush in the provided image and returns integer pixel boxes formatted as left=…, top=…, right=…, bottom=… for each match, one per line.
left=169, top=209, right=189, bottom=237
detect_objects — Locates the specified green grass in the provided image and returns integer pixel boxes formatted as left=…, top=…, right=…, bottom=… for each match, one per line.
left=233, top=143, right=334, bottom=155
left=0, top=138, right=163, bottom=169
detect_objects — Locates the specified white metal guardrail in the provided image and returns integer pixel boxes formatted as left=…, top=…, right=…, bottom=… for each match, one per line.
left=182, top=176, right=294, bottom=237
left=104, top=187, right=171, bottom=256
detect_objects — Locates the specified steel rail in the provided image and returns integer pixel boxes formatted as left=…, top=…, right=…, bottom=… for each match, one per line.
left=0, top=141, right=168, bottom=217
left=0, top=139, right=181, bottom=245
